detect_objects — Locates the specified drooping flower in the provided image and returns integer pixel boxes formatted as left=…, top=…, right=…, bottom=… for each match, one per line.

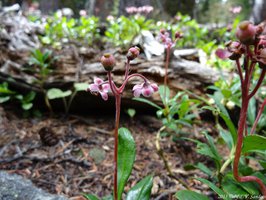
left=215, top=41, right=244, bottom=60
left=132, top=82, right=158, bottom=97
left=87, top=77, right=110, bottom=101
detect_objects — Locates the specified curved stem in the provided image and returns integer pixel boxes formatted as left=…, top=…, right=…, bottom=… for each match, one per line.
left=124, top=59, right=130, bottom=80
left=250, top=98, right=266, bottom=135
left=233, top=60, right=266, bottom=198
left=220, top=147, right=235, bottom=174
left=108, top=72, right=119, bottom=95
left=118, top=73, right=148, bottom=92
left=248, top=69, right=266, bottom=99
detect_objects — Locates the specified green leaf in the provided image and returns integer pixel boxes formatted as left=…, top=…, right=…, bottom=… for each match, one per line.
left=195, top=163, right=213, bottom=177
left=247, top=97, right=256, bottom=124
left=159, top=85, right=170, bottom=105
left=0, top=96, right=10, bottom=103
left=102, top=195, right=113, bottom=200
left=118, top=128, right=136, bottom=200
left=83, top=194, right=100, bottom=200
left=22, top=102, right=33, bottom=110
left=222, top=175, right=249, bottom=195
left=218, top=126, right=233, bottom=150
left=242, top=135, right=266, bottom=153
left=196, top=178, right=227, bottom=197
left=133, top=97, right=161, bottom=110
left=126, top=175, right=153, bottom=200
left=47, top=88, right=72, bottom=99
left=175, top=190, right=209, bottom=200
left=74, top=83, right=89, bottom=91
left=127, top=108, right=136, bottom=118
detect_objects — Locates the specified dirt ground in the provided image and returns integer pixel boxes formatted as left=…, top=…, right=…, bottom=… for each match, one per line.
left=0, top=104, right=220, bottom=200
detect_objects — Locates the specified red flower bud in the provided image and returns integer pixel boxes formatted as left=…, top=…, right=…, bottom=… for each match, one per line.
left=127, top=46, right=140, bottom=61
left=236, top=21, right=256, bottom=45
left=257, top=48, right=266, bottom=69
left=174, top=31, right=182, bottom=39
left=101, top=53, right=116, bottom=71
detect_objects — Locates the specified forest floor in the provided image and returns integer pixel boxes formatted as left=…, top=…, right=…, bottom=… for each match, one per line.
left=0, top=105, right=222, bottom=200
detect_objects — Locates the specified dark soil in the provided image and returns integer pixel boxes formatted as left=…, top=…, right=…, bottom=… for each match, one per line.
left=0, top=105, right=220, bottom=200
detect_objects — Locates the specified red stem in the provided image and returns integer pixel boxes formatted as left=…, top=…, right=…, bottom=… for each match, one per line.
left=233, top=56, right=266, bottom=198
left=113, top=95, right=121, bottom=200
left=164, top=47, right=170, bottom=87
left=250, top=98, right=266, bottom=135
left=248, top=69, right=266, bottom=99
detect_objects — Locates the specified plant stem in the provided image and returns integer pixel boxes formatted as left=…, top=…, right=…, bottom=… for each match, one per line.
left=220, top=147, right=235, bottom=174
left=44, top=92, right=53, bottom=113
left=250, top=98, right=266, bottom=135
left=233, top=57, right=266, bottom=198
left=113, top=95, right=121, bottom=200
left=164, top=47, right=170, bottom=101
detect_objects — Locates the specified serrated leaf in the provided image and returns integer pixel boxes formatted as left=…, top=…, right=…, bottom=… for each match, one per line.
left=47, top=88, right=72, bottom=99
left=117, top=128, right=136, bottom=200
left=175, top=190, right=209, bottom=200
left=195, top=163, right=213, bottom=177
left=242, top=135, right=266, bottom=153
left=126, top=175, right=153, bottom=200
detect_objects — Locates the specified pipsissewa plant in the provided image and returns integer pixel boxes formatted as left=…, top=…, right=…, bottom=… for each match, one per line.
left=85, top=47, right=157, bottom=200
left=215, top=21, right=266, bottom=197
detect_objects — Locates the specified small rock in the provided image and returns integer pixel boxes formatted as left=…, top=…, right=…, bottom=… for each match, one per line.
left=0, top=171, right=69, bottom=200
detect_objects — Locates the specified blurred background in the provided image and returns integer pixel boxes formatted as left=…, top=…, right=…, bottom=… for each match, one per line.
left=0, top=0, right=265, bottom=24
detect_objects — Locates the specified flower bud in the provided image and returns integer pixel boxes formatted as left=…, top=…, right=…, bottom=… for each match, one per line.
left=236, top=21, right=256, bottom=45
left=127, top=46, right=140, bottom=61
left=101, top=53, right=116, bottom=71
left=174, top=31, right=182, bottom=39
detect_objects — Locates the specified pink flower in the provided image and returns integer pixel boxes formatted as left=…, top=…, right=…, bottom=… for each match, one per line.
left=133, top=82, right=158, bottom=97
left=87, top=77, right=110, bottom=101
left=215, top=41, right=244, bottom=60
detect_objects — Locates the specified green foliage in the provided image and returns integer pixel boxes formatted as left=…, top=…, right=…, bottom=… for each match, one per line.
left=175, top=190, right=209, bottom=200
left=117, top=128, right=136, bottom=200
left=41, top=15, right=100, bottom=47
left=126, top=175, right=153, bottom=200
left=126, top=108, right=136, bottom=119
left=84, top=128, right=152, bottom=200
left=0, top=82, right=36, bottom=112
left=47, top=88, right=72, bottom=99
left=28, top=49, right=56, bottom=84
left=105, top=15, right=154, bottom=48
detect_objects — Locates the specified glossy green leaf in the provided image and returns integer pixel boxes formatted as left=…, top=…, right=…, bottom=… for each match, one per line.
left=126, top=175, right=153, bottom=200
left=83, top=194, right=100, bottom=200
left=175, top=190, right=209, bottom=200
left=242, top=135, right=266, bottom=153
left=47, top=88, right=72, bottom=99
left=118, top=128, right=136, bottom=200
left=222, top=175, right=248, bottom=195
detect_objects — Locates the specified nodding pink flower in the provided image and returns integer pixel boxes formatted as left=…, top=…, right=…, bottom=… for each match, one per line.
left=87, top=77, right=110, bottom=101
left=158, top=29, right=180, bottom=48
left=132, top=82, right=158, bottom=97
left=216, top=41, right=244, bottom=60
